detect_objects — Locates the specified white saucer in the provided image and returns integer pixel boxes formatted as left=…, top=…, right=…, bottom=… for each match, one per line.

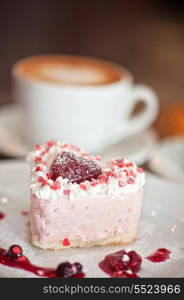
left=149, top=136, right=184, bottom=183
left=0, top=104, right=158, bottom=164
left=101, top=128, right=158, bottom=165
left=0, top=161, right=184, bottom=277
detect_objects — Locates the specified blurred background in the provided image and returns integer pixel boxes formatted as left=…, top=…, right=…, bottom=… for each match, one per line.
left=0, top=0, right=184, bottom=103
left=0, top=0, right=184, bottom=181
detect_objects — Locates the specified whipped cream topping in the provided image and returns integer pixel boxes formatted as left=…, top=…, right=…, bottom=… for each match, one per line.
left=27, top=141, right=145, bottom=200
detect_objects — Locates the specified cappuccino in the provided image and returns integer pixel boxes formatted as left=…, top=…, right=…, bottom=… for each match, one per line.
left=15, top=55, right=124, bottom=86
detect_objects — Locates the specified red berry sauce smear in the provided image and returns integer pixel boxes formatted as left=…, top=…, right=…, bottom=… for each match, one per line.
left=99, top=249, right=142, bottom=278
left=49, top=151, right=102, bottom=183
left=0, top=212, right=5, bottom=220
left=0, top=245, right=85, bottom=278
left=146, top=248, right=171, bottom=263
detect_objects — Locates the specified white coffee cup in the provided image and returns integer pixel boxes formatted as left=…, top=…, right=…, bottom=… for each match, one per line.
left=12, top=55, right=159, bottom=153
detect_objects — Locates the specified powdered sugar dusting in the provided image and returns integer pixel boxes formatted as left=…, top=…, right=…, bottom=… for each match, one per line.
left=49, top=151, right=102, bottom=183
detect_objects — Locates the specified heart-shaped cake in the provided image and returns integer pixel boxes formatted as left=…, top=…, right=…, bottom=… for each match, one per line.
left=28, top=141, right=145, bottom=250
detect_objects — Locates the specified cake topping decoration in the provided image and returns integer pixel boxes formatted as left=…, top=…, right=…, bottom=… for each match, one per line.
left=99, top=249, right=142, bottom=278
left=49, top=151, right=102, bottom=183
left=28, top=141, right=145, bottom=200
left=146, top=248, right=171, bottom=262
left=0, top=245, right=84, bottom=278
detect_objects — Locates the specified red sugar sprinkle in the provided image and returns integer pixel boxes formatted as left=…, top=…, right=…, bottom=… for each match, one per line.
left=51, top=181, right=61, bottom=190
left=80, top=184, right=87, bottom=190
left=127, top=178, right=135, bottom=184
left=124, top=170, right=129, bottom=176
left=37, top=176, right=47, bottom=185
left=63, top=189, right=71, bottom=196
left=125, top=162, right=133, bottom=167
left=46, top=173, right=52, bottom=179
left=137, top=167, right=143, bottom=173
left=95, top=156, right=102, bottom=161
left=35, top=144, right=41, bottom=150
left=98, top=175, right=110, bottom=184
left=91, top=181, right=98, bottom=187
left=62, top=143, right=68, bottom=148
left=35, top=166, right=43, bottom=172
left=112, top=159, right=125, bottom=166
left=47, top=141, right=55, bottom=147
left=63, top=238, right=70, bottom=247
left=35, top=157, right=42, bottom=163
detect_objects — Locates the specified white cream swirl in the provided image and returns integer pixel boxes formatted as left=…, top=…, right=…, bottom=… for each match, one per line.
left=27, top=141, right=145, bottom=200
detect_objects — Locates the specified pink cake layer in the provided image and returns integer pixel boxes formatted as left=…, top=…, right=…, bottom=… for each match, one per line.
left=30, top=187, right=143, bottom=246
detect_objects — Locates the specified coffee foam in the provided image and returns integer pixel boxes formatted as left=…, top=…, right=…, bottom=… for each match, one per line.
left=15, top=55, right=124, bottom=86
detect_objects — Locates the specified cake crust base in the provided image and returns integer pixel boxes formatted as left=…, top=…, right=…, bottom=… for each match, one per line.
left=31, top=230, right=137, bottom=250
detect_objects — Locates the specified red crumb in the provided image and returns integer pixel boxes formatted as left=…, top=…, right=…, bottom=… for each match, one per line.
left=37, top=176, right=47, bottom=185
left=34, top=144, right=41, bottom=150
left=91, top=181, right=98, bottom=187
left=21, top=211, right=29, bottom=216
left=47, top=140, right=55, bottom=147
left=51, top=181, right=61, bottom=190
left=63, top=239, right=70, bottom=247
left=34, top=157, right=42, bottom=163
left=35, top=166, right=43, bottom=172
left=80, top=184, right=87, bottom=190
left=125, top=162, right=133, bottom=167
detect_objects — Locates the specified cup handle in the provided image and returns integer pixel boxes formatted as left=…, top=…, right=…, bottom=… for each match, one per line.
left=126, top=84, right=159, bottom=136
left=102, top=84, right=159, bottom=151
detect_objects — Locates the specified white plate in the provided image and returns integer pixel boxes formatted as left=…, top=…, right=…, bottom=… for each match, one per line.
left=0, top=104, right=158, bottom=164
left=0, top=160, right=184, bottom=278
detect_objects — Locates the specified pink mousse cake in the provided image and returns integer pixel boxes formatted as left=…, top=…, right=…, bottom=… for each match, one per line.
left=28, top=141, right=145, bottom=250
